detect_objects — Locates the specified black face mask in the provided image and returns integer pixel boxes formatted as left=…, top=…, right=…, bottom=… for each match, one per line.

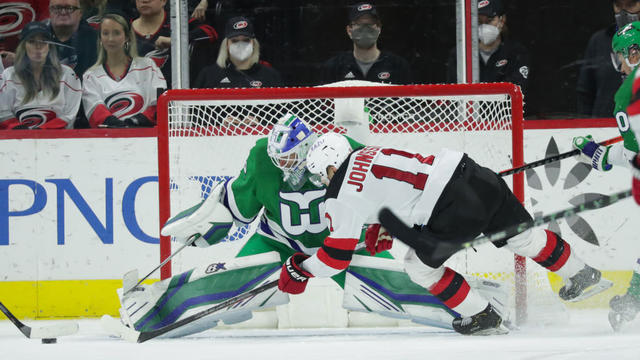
left=351, top=25, right=380, bottom=49
left=616, top=10, right=639, bottom=30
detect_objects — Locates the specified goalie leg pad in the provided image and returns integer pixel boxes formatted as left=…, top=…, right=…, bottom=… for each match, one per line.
left=118, top=252, right=288, bottom=337
left=161, top=182, right=233, bottom=247
left=344, top=254, right=455, bottom=329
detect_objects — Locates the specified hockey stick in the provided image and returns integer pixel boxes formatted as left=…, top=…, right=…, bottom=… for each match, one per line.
left=102, top=279, right=279, bottom=343
left=498, top=136, right=623, bottom=177
left=379, top=188, right=632, bottom=264
left=123, top=234, right=198, bottom=295
left=0, top=301, right=79, bottom=339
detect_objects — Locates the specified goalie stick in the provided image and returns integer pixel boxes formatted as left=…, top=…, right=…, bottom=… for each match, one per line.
left=0, top=301, right=79, bottom=339
left=123, top=234, right=198, bottom=295
left=102, top=279, right=279, bottom=343
left=379, top=188, right=632, bottom=264
left=498, top=136, right=623, bottom=177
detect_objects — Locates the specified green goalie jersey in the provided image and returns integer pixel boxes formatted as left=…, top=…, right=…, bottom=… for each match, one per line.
left=612, top=67, right=640, bottom=162
left=224, top=136, right=364, bottom=252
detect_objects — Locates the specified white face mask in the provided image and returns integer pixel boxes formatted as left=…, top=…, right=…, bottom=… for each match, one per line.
left=229, top=40, right=253, bottom=61
left=478, top=24, right=500, bottom=45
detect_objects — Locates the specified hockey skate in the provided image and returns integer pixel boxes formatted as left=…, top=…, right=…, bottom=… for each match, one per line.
left=608, top=293, right=640, bottom=332
left=452, top=304, right=508, bottom=335
left=558, top=265, right=612, bottom=302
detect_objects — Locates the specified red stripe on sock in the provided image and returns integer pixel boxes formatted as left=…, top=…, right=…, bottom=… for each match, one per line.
left=444, top=278, right=470, bottom=309
left=547, top=232, right=571, bottom=272
left=532, top=230, right=558, bottom=263
left=428, top=267, right=455, bottom=295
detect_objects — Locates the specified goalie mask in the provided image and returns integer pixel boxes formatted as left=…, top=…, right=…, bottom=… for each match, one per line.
left=306, top=132, right=353, bottom=186
left=267, top=114, right=318, bottom=189
left=612, top=21, right=640, bottom=71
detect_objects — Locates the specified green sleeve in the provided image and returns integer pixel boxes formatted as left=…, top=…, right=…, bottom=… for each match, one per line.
left=613, top=69, right=640, bottom=153
left=227, top=138, right=271, bottom=222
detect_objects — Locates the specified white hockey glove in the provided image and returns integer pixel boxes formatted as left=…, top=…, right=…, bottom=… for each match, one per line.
left=572, top=135, right=612, bottom=171
left=161, top=182, right=233, bottom=247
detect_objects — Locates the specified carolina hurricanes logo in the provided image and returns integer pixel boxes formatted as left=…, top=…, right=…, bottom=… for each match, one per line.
left=249, top=80, right=262, bottom=87
left=478, top=0, right=490, bottom=9
left=377, top=72, right=391, bottom=80
left=358, top=4, right=373, bottom=11
left=0, top=3, right=35, bottom=38
left=16, top=108, right=56, bottom=128
left=496, top=59, right=508, bottom=67
left=233, top=20, right=248, bottom=30
left=144, top=48, right=169, bottom=70
left=105, top=91, right=144, bottom=118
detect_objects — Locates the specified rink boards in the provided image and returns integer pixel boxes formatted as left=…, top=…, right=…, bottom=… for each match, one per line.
left=0, top=122, right=638, bottom=319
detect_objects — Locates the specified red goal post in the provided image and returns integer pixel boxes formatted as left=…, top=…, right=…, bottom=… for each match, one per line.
left=156, top=81, right=526, bottom=322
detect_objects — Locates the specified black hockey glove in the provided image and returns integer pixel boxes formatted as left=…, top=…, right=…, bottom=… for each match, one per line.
left=124, top=113, right=155, bottom=127
left=102, top=116, right=128, bottom=128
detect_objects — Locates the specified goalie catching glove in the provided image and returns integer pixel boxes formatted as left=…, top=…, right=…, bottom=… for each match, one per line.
left=278, top=253, right=313, bottom=294
left=572, top=135, right=612, bottom=171
left=365, top=224, right=393, bottom=255
left=160, top=182, right=233, bottom=247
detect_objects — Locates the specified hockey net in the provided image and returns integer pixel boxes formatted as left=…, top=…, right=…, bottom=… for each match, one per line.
left=157, top=81, right=560, bottom=328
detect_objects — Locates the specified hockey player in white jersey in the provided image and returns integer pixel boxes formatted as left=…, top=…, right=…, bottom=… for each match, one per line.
left=0, top=22, right=81, bottom=129
left=281, top=132, right=611, bottom=335
left=82, top=13, right=166, bottom=128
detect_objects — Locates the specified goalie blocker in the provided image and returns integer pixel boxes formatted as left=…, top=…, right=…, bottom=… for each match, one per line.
left=161, top=182, right=234, bottom=247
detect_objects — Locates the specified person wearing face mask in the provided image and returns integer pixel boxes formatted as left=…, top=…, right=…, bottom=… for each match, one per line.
left=193, top=16, right=283, bottom=89
left=447, top=0, right=529, bottom=106
left=576, top=0, right=640, bottom=118
left=320, top=3, right=412, bottom=85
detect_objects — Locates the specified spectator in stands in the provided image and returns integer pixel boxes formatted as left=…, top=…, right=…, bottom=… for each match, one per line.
left=320, top=2, right=412, bottom=85
left=46, top=0, right=99, bottom=78
left=82, top=13, right=166, bottom=128
left=0, top=22, right=82, bottom=129
left=132, top=0, right=218, bottom=88
left=0, top=1, right=50, bottom=68
left=446, top=0, right=530, bottom=99
left=194, top=16, right=283, bottom=89
left=576, top=0, right=640, bottom=118
left=190, top=0, right=209, bottom=22
left=81, top=0, right=139, bottom=29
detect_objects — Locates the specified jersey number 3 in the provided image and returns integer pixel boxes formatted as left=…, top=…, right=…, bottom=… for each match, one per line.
left=370, top=148, right=433, bottom=190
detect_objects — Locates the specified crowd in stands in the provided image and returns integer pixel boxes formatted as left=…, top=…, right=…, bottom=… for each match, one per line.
left=0, top=0, right=636, bottom=129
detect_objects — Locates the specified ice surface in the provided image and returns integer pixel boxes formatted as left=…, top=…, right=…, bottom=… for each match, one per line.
left=2, top=309, right=639, bottom=360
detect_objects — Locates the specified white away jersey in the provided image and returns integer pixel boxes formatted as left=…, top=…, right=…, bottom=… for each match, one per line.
left=82, top=57, right=166, bottom=127
left=0, top=65, right=81, bottom=129
left=302, top=145, right=463, bottom=278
